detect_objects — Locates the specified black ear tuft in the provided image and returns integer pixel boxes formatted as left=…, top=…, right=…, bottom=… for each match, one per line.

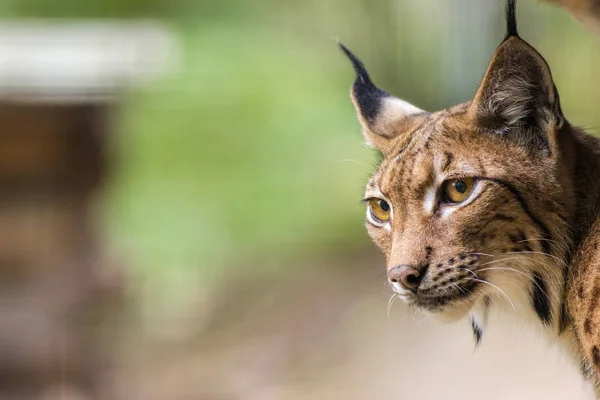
left=338, top=42, right=390, bottom=122
left=506, top=0, right=518, bottom=38
left=339, top=42, right=425, bottom=153
left=338, top=42, right=373, bottom=87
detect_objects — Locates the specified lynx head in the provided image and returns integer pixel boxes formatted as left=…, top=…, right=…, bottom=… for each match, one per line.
left=343, top=0, right=572, bottom=342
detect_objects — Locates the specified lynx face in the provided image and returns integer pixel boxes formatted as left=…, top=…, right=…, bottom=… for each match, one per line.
left=362, top=102, right=566, bottom=323
left=342, top=0, right=572, bottom=334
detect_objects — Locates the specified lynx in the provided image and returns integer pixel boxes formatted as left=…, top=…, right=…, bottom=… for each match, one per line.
left=342, top=0, right=600, bottom=394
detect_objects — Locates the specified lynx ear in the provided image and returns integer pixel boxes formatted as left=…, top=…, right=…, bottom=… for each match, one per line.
left=469, top=0, right=563, bottom=146
left=339, top=43, right=424, bottom=154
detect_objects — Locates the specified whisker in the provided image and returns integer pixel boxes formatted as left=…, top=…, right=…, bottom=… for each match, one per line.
left=477, top=257, right=525, bottom=268
left=476, top=266, right=552, bottom=297
left=475, top=255, right=563, bottom=285
left=338, top=158, right=363, bottom=165
left=504, top=250, right=567, bottom=267
left=468, top=249, right=565, bottom=270
left=450, top=282, right=468, bottom=296
left=468, top=252, right=495, bottom=258
left=458, top=266, right=479, bottom=278
left=466, top=278, right=516, bottom=312
left=517, top=237, right=560, bottom=245
left=483, top=292, right=497, bottom=308
left=387, top=293, right=398, bottom=324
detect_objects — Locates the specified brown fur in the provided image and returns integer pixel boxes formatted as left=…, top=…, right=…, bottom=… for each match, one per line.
left=550, top=0, right=600, bottom=35
left=343, top=0, right=600, bottom=396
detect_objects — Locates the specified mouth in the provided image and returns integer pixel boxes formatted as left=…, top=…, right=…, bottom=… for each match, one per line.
left=398, top=280, right=480, bottom=313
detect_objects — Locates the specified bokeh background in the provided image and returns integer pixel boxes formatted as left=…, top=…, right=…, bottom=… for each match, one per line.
left=1, top=0, right=600, bottom=399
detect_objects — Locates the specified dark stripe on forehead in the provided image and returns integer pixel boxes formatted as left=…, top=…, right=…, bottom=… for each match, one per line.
left=442, top=151, right=453, bottom=172
left=402, top=149, right=420, bottom=190
left=476, top=158, right=486, bottom=176
left=379, top=126, right=429, bottom=191
left=378, top=147, right=410, bottom=194
left=377, top=112, right=449, bottom=199
left=387, top=116, right=444, bottom=188
left=486, top=178, right=554, bottom=255
left=420, top=112, right=445, bottom=151
left=388, top=114, right=431, bottom=160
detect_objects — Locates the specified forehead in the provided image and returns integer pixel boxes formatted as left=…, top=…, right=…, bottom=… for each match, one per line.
left=367, top=105, right=484, bottom=197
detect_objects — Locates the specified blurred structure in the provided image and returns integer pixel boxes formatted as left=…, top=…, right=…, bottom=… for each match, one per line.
left=0, top=22, right=176, bottom=399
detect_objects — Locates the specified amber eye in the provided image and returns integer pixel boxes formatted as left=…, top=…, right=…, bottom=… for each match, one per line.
left=442, top=177, right=475, bottom=204
left=369, top=198, right=391, bottom=223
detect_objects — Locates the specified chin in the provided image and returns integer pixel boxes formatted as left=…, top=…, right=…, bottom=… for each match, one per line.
left=412, top=293, right=480, bottom=323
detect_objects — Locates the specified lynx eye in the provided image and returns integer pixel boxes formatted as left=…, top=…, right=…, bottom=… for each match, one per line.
left=442, top=177, right=475, bottom=204
left=368, top=198, right=391, bottom=223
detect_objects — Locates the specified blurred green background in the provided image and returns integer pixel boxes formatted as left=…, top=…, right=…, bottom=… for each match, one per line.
left=4, top=0, right=599, bottom=326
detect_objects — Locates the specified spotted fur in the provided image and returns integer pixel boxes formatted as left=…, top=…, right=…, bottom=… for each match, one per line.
left=343, top=0, right=600, bottom=395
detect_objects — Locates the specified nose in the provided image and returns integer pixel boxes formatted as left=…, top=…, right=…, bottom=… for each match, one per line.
left=388, top=265, right=424, bottom=291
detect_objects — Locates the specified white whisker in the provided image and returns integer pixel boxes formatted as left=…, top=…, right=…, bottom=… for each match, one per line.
left=517, top=237, right=559, bottom=245
left=467, top=277, right=516, bottom=312
left=476, top=266, right=552, bottom=297
left=458, top=266, right=479, bottom=278
left=477, top=257, right=525, bottom=268
left=468, top=252, right=495, bottom=257
left=504, top=250, right=567, bottom=267
left=387, top=293, right=398, bottom=324
left=450, top=282, right=468, bottom=296
left=338, top=158, right=363, bottom=165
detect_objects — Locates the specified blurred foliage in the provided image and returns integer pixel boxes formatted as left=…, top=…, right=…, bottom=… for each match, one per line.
left=109, top=22, right=371, bottom=276
left=0, top=0, right=275, bottom=19
left=2, top=0, right=599, bottom=322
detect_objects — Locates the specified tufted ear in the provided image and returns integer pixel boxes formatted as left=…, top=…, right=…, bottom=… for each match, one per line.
left=469, top=0, right=564, bottom=149
left=340, top=43, right=425, bottom=154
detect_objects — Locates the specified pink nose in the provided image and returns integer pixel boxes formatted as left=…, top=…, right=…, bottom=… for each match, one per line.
left=388, top=265, right=423, bottom=291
